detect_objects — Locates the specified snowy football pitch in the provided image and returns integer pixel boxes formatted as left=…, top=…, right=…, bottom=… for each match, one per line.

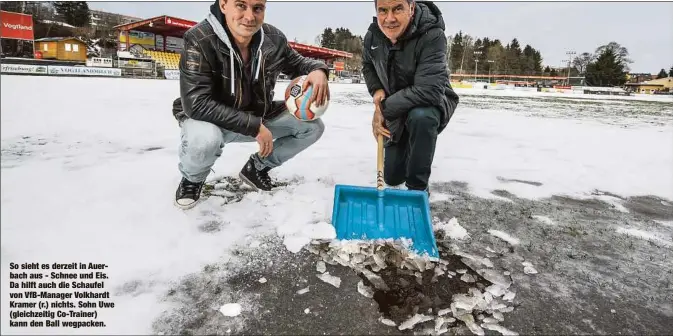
left=1, top=75, right=672, bottom=334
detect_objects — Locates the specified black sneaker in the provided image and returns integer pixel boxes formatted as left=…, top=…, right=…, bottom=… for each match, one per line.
left=175, top=177, right=205, bottom=209
left=239, top=156, right=276, bottom=191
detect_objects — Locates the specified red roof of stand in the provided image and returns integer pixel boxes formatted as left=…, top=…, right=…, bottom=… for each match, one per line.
left=288, top=41, right=352, bottom=60
left=113, top=15, right=196, bottom=38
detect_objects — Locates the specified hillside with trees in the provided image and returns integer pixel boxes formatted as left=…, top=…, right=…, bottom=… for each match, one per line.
left=0, top=1, right=118, bottom=57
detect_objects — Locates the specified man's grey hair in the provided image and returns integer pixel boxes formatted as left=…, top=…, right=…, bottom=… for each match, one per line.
left=374, top=0, right=415, bottom=6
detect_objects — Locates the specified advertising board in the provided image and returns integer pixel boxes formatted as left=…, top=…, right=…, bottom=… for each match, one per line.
left=164, top=69, right=180, bottom=80
left=86, top=57, right=114, bottom=68
left=0, top=10, right=34, bottom=40
left=48, top=66, right=121, bottom=77
left=1, top=64, right=47, bottom=74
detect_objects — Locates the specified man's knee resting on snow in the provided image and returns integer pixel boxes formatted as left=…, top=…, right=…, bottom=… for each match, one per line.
left=179, top=119, right=223, bottom=160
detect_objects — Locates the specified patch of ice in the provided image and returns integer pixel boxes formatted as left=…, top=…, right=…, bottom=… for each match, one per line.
left=296, top=287, right=310, bottom=295
left=616, top=227, right=672, bottom=247
left=654, top=220, right=673, bottom=228
left=482, top=323, right=519, bottom=335
left=316, top=260, right=326, bottom=273
left=531, top=215, right=555, bottom=225
left=456, top=314, right=484, bottom=336
left=461, top=273, right=476, bottom=283
left=316, top=272, right=341, bottom=288
left=522, top=261, right=538, bottom=275
left=284, top=235, right=311, bottom=253
left=219, top=303, right=242, bottom=317
left=398, top=314, right=433, bottom=330
left=435, top=217, right=470, bottom=240
left=437, top=308, right=452, bottom=316
left=357, top=280, right=374, bottom=298
left=488, top=229, right=521, bottom=246
left=502, top=291, right=516, bottom=301
left=430, top=192, right=451, bottom=203
left=380, top=317, right=397, bottom=326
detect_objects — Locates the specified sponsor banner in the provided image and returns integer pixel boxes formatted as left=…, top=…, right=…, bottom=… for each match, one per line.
left=119, top=30, right=155, bottom=46
left=1, top=63, right=47, bottom=74
left=48, top=66, right=121, bottom=77
left=164, top=69, right=180, bottom=80
left=118, top=58, right=153, bottom=69
left=86, top=57, right=113, bottom=68
left=0, top=10, right=34, bottom=40
left=165, top=17, right=196, bottom=29
left=333, top=61, right=345, bottom=71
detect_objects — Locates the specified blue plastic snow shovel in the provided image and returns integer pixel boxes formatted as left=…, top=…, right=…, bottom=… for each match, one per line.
left=331, top=134, right=439, bottom=259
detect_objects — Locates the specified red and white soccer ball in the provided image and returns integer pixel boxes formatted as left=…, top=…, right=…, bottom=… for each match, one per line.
left=284, top=75, right=329, bottom=121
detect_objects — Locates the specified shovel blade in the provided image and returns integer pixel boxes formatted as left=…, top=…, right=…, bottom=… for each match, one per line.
left=331, top=184, right=438, bottom=258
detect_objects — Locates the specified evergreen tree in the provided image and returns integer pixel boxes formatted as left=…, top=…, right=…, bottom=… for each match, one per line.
left=669, top=66, right=673, bottom=77
left=656, top=68, right=668, bottom=79
left=52, top=1, right=90, bottom=27
left=320, top=28, right=336, bottom=49
left=585, top=47, right=627, bottom=86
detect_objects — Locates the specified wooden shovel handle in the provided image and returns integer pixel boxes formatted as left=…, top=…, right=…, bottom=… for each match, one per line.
left=377, top=134, right=384, bottom=190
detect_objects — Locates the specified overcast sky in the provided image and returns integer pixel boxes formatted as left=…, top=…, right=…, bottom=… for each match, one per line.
left=87, top=1, right=673, bottom=73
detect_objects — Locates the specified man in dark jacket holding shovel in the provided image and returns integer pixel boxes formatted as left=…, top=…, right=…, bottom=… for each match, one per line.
left=171, top=0, right=330, bottom=209
left=362, top=0, right=459, bottom=194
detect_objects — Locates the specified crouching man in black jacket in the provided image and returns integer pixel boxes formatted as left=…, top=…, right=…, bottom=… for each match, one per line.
left=362, top=0, right=459, bottom=194
left=172, top=0, right=330, bottom=209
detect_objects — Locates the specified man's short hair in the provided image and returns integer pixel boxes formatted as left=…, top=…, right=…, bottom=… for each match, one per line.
left=374, top=0, right=415, bottom=6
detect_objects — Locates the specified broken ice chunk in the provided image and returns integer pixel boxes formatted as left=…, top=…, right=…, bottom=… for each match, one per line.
left=522, top=261, right=538, bottom=275
left=437, top=308, right=452, bottom=316
left=379, top=318, right=397, bottom=327
left=457, top=269, right=468, bottom=274
left=398, top=314, right=433, bottom=330
left=483, top=317, right=499, bottom=324
left=477, top=269, right=512, bottom=289
left=304, top=308, right=310, bottom=314
left=316, top=272, right=341, bottom=288
left=296, top=287, right=310, bottom=295
left=502, top=291, right=516, bottom=301
left=485, top=284, right=507, bottom=297
left=493, top=311, right=505, bottom=322
left=316, top=261, right=326, bottom=273
left=357, top=280, right=374, bottom=298
left=460, top=273, right=476, bottom=283
left=456, top=314, right=484, bottom=336
left=360, top=268, right=390, bottom=291
left=373, top=253, right=387, bottom=269
left=499, top=306, right=514, bottom=313
left=481, top=323, right=519, bottom=335
left=219, top=303, right=242, bottom=317
left=258, top=277, right=267, bottom=283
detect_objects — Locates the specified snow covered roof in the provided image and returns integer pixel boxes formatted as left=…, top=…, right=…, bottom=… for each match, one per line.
left=35, top=37, right=86, bottom=44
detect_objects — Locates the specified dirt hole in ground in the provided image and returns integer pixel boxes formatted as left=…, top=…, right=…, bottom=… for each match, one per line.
left=359, top=253, right=491, bottom=324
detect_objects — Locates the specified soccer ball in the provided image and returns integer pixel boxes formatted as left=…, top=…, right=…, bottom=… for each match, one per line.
left=284, top=75, right=329, bottom=121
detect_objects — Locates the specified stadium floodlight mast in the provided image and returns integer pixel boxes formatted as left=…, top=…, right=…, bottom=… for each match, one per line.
left=473, top=51, right=482, bottom=81
left=487, top=60, right=494, bottom=83
left=565, top=50, right=576, bottom=86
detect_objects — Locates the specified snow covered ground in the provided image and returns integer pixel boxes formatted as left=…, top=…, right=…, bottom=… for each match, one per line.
left=1, top=75, right=672, bottom=335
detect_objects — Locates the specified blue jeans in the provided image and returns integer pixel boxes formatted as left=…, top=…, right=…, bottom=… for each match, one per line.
left=178, top=113, right=325, bottom=183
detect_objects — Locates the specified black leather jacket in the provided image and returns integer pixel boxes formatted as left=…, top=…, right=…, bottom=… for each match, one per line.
left=172, top=11, right=329, bottom=138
